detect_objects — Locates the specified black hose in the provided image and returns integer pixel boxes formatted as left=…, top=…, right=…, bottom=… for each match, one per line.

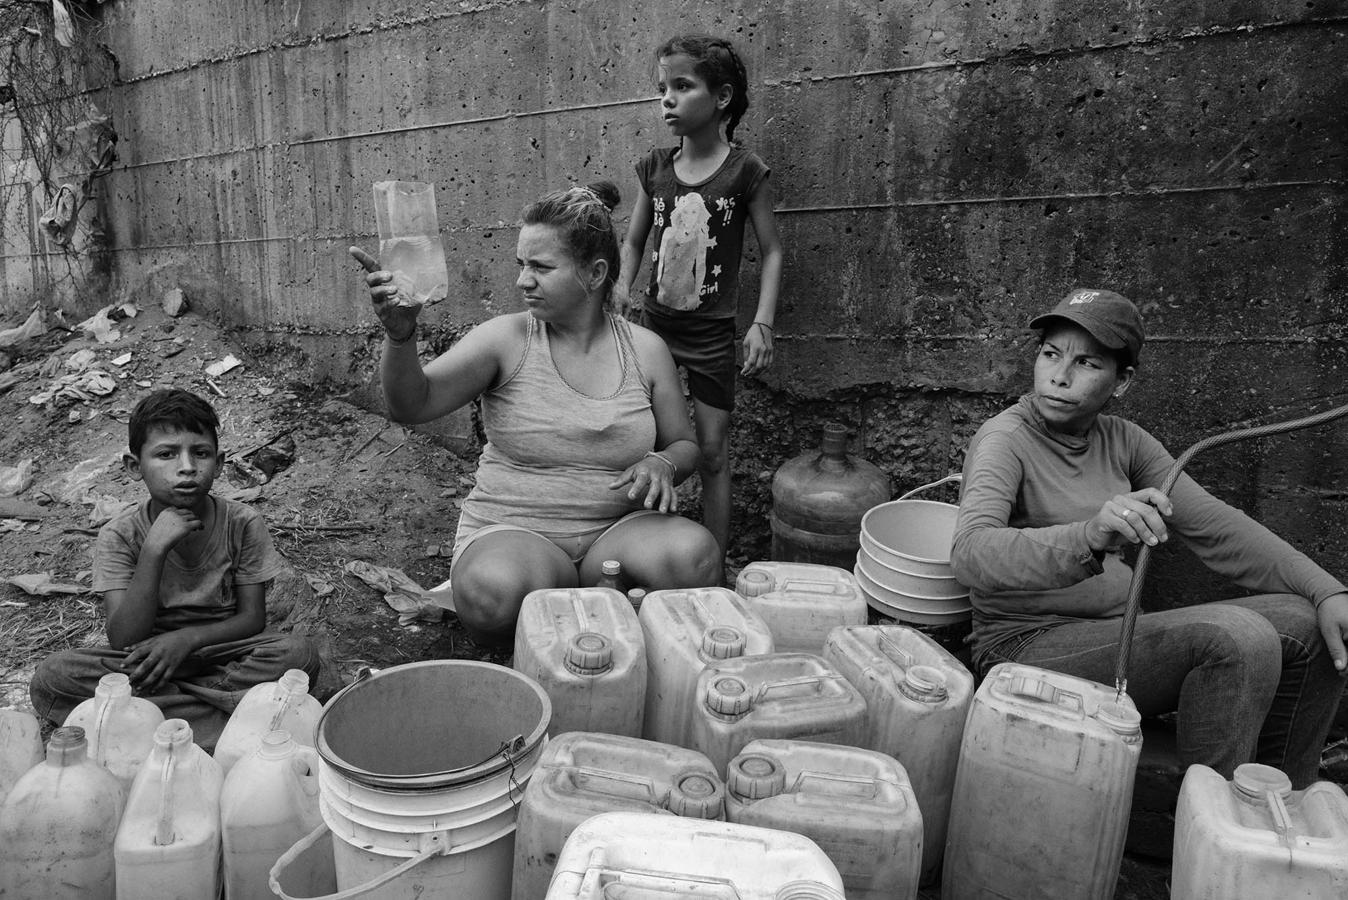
left=1113, top=401, right=1348, bottom=698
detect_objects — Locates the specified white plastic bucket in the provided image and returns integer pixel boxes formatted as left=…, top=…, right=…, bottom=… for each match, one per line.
left=858, top=475, right=963, bottom=578
left=269, top=660, right=551, bottom=900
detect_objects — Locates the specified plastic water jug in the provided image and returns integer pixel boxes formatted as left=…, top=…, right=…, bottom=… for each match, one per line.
left=214, top=668, right=322, bottom=774
left=115, top=718, right=225, bottom=899
left=512, top=731, right=726, bottom=900
left=0, top=726, right=124, bottom=899
left=545, top=810, right=846, bottom=899
left=222, top=729, right=333, bottom=900
left=734, top=561, right=868, bottom=653
left=63, top=671, right=164, bottom=792
left=726, top=739, right=923, bottom=900
left=689, top=652, right=868, bottom=774
left=943, top=663, right=1142, bottom=900
left=0, top=708, right=43, bottom=803
left=513, top=587, right=647, bottom=737
left=639, top=587, right=775, bottom=748
left=823, top=624, right=973, bottom=884
left=770, top=422, right=892, bottom=570
left=1171, top=763, right=1348, bottom=899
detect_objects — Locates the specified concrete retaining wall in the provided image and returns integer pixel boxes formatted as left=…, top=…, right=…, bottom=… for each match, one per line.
left=4, top=0, right=1345, bottom=590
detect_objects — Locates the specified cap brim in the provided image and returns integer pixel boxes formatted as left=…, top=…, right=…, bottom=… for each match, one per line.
left=1029, top=311, right=1129, bottom=352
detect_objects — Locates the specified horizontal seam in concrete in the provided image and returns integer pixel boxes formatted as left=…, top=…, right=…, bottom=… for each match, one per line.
left=762, top=15, right=1348, bottom=86
left=768, top=334, right=1344, bottom=344
left=0, top=176, right=1337, bottom=260
left=775, top=179, right=1342, bottom=214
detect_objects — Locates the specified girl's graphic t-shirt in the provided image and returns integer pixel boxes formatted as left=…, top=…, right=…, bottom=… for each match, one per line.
left=635, top=146, right=770, bottom=319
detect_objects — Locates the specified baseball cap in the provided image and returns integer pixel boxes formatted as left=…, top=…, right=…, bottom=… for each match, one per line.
left=1029, top=288, right=1144, bottom=366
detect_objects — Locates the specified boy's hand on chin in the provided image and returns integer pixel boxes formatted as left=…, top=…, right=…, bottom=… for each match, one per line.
left=123, top=631, right=196, bottom=692
left=147, top=507, right=202, bottom=551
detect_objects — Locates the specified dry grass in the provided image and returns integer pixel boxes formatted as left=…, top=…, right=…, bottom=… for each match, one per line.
left=0, top=590, right=102, bottom=685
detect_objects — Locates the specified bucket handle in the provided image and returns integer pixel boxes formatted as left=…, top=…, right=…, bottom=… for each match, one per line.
left=895, top=473, right=962, bottom=502
left=269, top=822, right=448, bottom=900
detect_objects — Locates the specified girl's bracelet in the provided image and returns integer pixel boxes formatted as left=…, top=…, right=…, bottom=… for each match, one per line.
left=644, top=450, right=678, bottom=476
left=752, top=321, right=774, bottom=335
left=386, top=326, right=417, bottom=346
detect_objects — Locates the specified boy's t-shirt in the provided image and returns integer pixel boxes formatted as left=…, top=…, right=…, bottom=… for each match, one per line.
left=93, top=495, right=284, bottom=631
left=636, top=145, right=770, bottom=319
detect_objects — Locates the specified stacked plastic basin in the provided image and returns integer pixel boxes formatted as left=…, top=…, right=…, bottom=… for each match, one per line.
left=856, top=476, right=972, bottom=625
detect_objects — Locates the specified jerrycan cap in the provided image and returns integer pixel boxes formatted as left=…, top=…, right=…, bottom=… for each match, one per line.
left=565, top=632, right=614, bottom=674
left=737, top=569, right=774, bottom=598
left=668, top=771, right=724, bottom=818
left=1094, top=700, right=1141, bottom=736
left=96, top=671, right=133, bottom=697
left=706, top=675, right=751, bottom=716
left=702, top=625, right=746, bottom=659
left=154, top=718, right=194, bottom=748
left=1233, top=763, right=1293, bottom=801
left=898, top=665, right=948, bottom=703
left=727, top=752, right=786, bottom=800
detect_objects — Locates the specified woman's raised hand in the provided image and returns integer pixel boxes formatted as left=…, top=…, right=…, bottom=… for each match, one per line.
left=609, top=454, right=679, bottom=514
left=1087, top=488, right=1173, bottom=552
left=350, top=246, right=421, bottom=343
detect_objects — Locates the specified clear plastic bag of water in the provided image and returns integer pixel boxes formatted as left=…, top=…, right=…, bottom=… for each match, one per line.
left=372, top=181, right=448, bottom=306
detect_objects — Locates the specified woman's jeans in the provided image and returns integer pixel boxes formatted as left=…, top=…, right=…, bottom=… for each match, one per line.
left=982, top=595, right=1346, bottom=787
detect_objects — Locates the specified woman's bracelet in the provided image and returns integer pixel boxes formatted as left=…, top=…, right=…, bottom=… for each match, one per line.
left=752, top=321, right=774, bottom=335
left=644, top=450, right=678, bottom=476
left=386, top=326, right=417, bottom=346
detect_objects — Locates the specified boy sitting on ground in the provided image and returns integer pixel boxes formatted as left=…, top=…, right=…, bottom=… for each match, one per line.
left=30, top=389, right=319, bottom=749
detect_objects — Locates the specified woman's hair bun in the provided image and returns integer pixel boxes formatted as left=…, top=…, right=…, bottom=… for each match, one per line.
left=584, top=180, right=621, bottom=212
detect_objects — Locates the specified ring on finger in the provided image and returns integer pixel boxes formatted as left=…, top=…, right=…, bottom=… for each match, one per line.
left=1121, top=509, right=1133, bottom=519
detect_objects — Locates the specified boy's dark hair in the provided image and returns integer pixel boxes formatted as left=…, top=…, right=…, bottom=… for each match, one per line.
left=657, top=34, right=750, bottom=143
left=521, top=180, right=622, bottom=299
left=128, top=389, right=220, bottom=455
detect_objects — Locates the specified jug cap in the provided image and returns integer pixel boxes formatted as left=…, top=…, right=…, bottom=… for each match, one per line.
left=702, top=625, right=746, bottom=659
left=776, top=884, right=848, bottom=900
left=706, top=675, right=751, bottom=716
left=154, top=719, right=194, bottom=748
left=565, top=632, right=614, bottom=675
left=668, top=771, right=724, bottom=818
left=1094, top=700, right=1141, bottom=736
left=737, top=569, right=774, bottom=598
left=278, top=669, right=311, bottom=693
left=898, top=664, right=949, bottom=702
left=96, top=671, right=133, bottom=697
left=1233, top=763, right=1293, bottom=801
left=727, top=752, right=786, bottom=800
left=601, top=559, right=621, bottom=576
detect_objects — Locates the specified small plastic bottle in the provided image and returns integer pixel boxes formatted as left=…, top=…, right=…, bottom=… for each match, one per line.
left=115, top=719, right=224, bottom=899
left=221, top=729, right=333, bottom=900
left=0, top=708, right=44, bottom=803
left=597, top=560, right=623, bottom=592
left=626, top=588, right=647, bottom=613
left=63, top=671, right=165, bottom=793
left=0, top=726, right=124, bottom=899
left=213, top=668, right=322, bottom=774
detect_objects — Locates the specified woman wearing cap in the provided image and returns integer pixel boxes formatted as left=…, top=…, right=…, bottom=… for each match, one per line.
left=951, top=288, right=1348, bottom=786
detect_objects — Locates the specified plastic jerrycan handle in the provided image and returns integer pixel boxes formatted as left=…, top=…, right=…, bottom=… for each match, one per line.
left=270, top=821, right=450, bottom=900
left=792, top=770, right=881, bottom=801
left=874, top=632, right=915, bottom=670
left=569, top=766, right=659, bottom=804
left=755, top=675, right=837, bottom=703
left=588, top=870, right=742, bottom=899
left=1007, top=675, right=1084, bottom=718
left=293, top=744, right=322, bottom=800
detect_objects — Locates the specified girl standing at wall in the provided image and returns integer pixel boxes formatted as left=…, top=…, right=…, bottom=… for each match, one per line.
left=618, top=34, right=784, bottom=564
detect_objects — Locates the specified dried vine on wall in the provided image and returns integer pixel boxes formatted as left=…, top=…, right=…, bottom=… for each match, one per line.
left=0, top=0, right=117, bottom=304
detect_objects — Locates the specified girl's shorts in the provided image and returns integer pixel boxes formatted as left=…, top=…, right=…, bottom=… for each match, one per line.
left=450, top=509, right=663, bottom=574
left=642, top=308, right=736, bottom=411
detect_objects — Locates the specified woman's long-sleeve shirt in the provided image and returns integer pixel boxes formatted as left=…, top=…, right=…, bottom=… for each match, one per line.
left=951, top=395, right=1345, bottom=659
